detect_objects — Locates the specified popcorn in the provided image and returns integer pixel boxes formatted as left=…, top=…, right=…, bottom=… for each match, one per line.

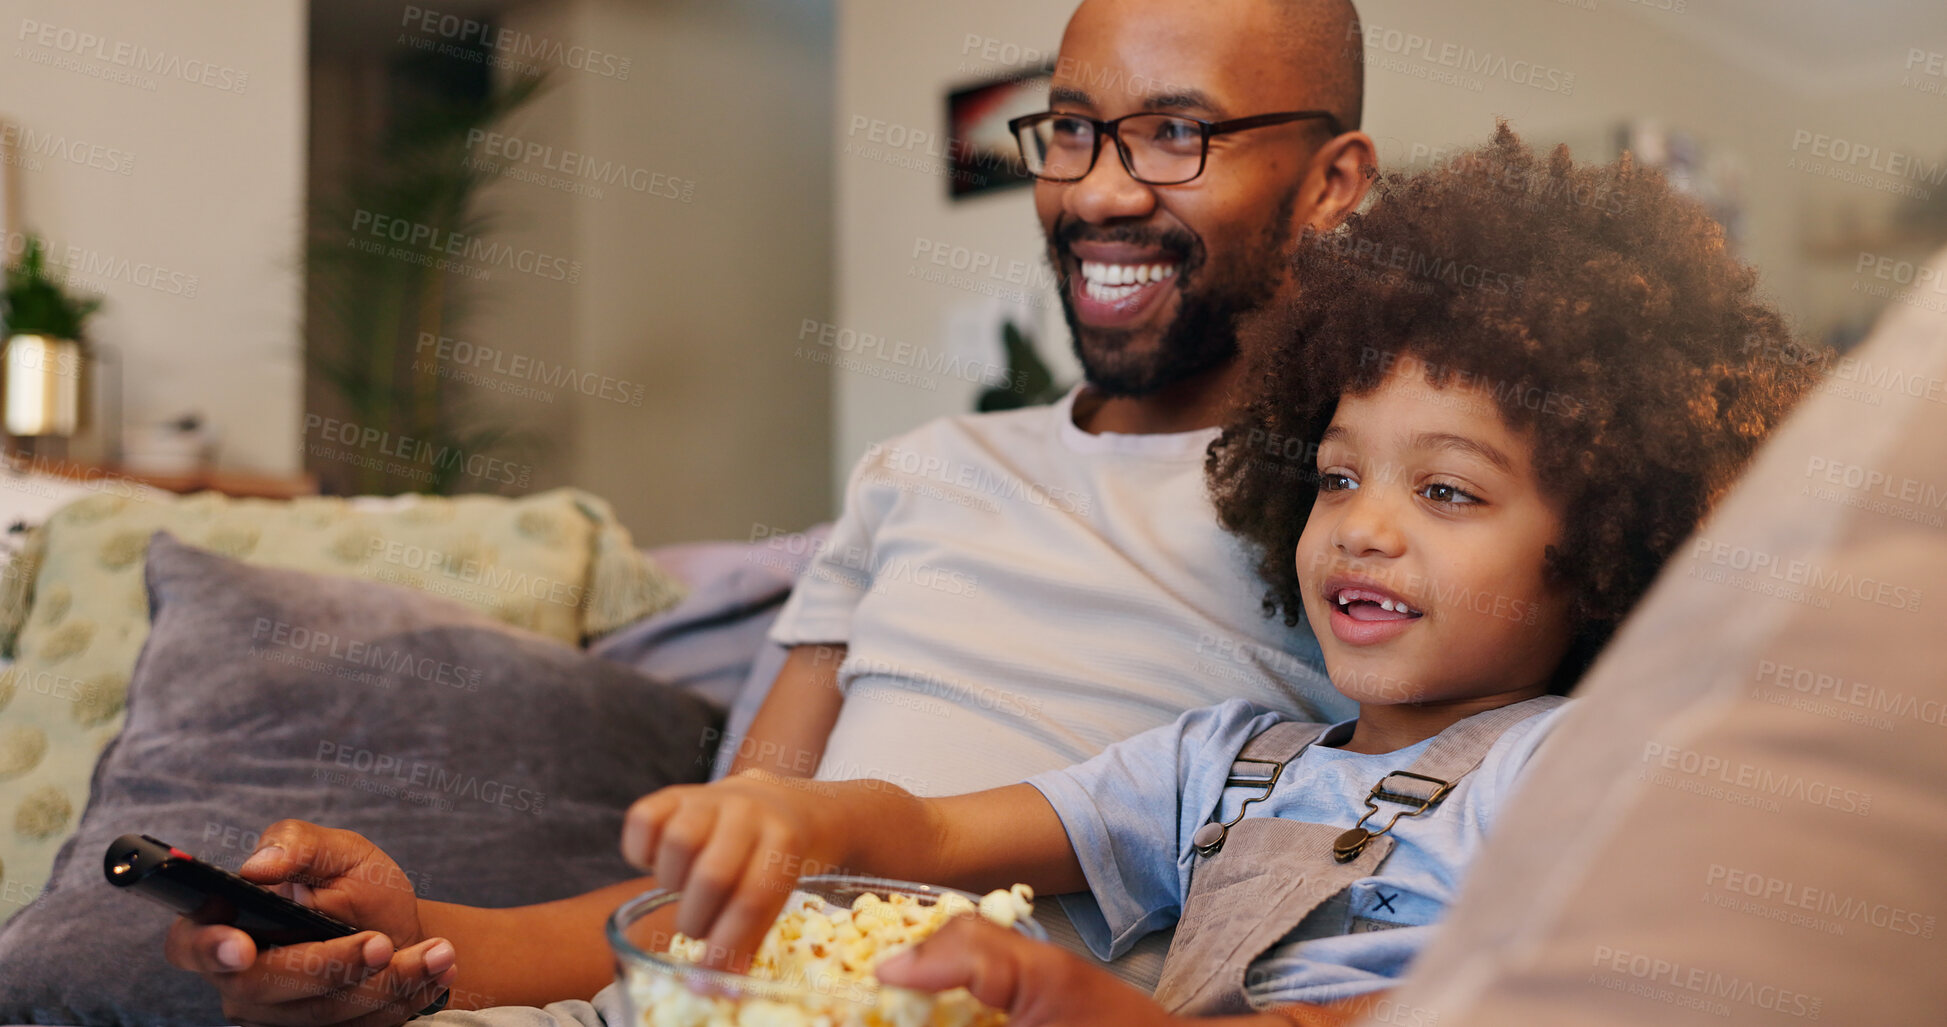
left=976, top=885, right=1034, bottom=929
left=628, top=885, right=1034, bottom=1027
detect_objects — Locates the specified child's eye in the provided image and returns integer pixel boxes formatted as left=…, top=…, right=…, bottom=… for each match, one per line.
left=1418, top=481, right=1481, bottom=505
left=1317, top=471, right=1358, bottom=492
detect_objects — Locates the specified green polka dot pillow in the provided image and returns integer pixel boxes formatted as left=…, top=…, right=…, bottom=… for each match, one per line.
left=0, top=487, right=684, bottom=920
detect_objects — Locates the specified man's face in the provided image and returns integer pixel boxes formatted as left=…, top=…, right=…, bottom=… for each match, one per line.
left=1040, top=0, right=1329, bottom=397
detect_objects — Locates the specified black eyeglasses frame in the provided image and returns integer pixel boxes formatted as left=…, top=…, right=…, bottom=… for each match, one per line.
left=1006, top=109, right=1346, bottom=185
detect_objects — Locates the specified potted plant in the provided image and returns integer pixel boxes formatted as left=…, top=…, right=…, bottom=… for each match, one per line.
left=1, top=235, right=101, bottom=447
left=307, top=69, right=545, bottom=495
left=976, top=320, right=1066, bottom=412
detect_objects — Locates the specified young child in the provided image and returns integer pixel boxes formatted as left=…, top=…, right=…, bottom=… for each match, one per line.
left=621, top=124, right=1818, bottom=1025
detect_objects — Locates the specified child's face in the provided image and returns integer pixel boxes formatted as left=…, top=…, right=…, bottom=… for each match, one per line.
left=1295, top=364, right=1575, bottom=709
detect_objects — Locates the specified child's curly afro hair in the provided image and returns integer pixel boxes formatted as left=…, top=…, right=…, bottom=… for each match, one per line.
left=1207, top=122, right=1822, bottom=688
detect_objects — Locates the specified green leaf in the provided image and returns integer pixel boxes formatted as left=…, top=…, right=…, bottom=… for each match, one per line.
left=1, top=236, right=103, bottom=342
left=976, top=320, right=1068, bottom=412
left=305, top=69, right=551, bottom=494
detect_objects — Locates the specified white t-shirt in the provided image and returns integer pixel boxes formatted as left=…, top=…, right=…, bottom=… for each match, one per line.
left=768, top=386, right=1353, bottom=795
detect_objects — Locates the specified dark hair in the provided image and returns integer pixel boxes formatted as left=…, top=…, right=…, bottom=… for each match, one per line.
left=1208, top=122, right=1821, bottom=689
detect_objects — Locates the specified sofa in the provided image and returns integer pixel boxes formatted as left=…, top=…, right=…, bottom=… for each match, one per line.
left=0, top=480, right=823, bottom=1024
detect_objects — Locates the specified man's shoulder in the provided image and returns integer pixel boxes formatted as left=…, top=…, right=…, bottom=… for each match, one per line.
left=924, top=399, right=1064, bottom=439
left=861, top=400, right=1065, bottom=460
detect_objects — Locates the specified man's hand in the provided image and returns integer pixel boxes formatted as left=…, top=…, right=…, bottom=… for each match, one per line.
left=621, top=770, right=845, bottom=971
left=875, top=917, right=1182, bottom=1027
left=162, top=820, right=456, bottom=1027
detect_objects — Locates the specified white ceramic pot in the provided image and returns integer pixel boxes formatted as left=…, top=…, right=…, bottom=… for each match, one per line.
left=122, top=420, right=215, bottom=476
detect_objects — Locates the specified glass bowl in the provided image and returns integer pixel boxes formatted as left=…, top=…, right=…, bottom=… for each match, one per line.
left=607, top=874, right=1045, bottom=1027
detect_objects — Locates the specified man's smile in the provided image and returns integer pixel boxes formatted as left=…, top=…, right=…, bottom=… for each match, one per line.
left=1078, top=258, right=1179, bottom=299
left=1063, top=240, right=1188, bottom=329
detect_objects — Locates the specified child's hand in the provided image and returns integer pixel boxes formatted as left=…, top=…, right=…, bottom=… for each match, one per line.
left=877, top=916, right=1389, bottom=1027
left=621, top=770, right=842, bottom=970
left=876, top=916, right=1186, bottom=1027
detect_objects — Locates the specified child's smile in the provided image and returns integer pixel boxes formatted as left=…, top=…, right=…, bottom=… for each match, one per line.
left=1294, top=360, right=1577, bottom=748
left=1321, top=576, right=1423, bottom=645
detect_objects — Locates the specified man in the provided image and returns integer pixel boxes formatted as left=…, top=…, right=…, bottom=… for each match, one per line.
left=165, top=0, right=1377, bottom=1020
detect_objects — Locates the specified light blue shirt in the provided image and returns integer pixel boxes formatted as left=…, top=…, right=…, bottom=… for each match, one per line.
left=1027, top=698, right=1567, bottom=1007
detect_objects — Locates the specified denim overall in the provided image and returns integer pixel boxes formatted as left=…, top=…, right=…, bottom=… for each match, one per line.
left=1153, top=696, right=1567, bottom=1015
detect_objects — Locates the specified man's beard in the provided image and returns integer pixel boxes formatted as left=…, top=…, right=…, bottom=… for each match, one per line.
left=1054, top=185, right=1301, bottom=398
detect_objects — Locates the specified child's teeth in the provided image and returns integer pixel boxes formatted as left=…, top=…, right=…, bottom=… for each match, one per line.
left=1380, top=599, right=1396, bottom=613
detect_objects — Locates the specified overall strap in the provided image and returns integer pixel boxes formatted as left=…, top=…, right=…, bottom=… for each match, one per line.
left=1235, top=719, right=1339, bottom=763
left=1331, top=695, right=1567, bottom=862
left=1159, top=695, right=1568, bottom=1015
left=1159, top=819, right=1392, bottom=1015
left=1398, top=695, right=1567, bottom=799
left=1191, top=719, right=1338, bottom=858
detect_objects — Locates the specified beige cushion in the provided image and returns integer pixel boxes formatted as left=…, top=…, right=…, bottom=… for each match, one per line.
left=1374, top=249, right=1947, bottom=1025
left=0, top=486, right=683, bottom=923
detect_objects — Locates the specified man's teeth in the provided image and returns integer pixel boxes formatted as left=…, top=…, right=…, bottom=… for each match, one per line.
left=1078, top=260, right=1178, bottom=302
left=1080, top=260, right=1178, bottom=285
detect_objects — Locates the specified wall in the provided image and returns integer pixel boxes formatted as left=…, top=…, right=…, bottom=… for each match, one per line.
left=0, top=0, right=307, bottom=472
left=831, top=0, right=1947, bottom=496
left=468, top=0, right=838, bottom=544
left=832, top=0, right=1076, bottom=492
left=308, top=0, right=835, bottom=543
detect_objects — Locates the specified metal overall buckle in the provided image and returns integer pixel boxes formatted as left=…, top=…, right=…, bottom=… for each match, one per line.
left=1191, top=756, right=1283, bottom=857
left=1333, top=771, right=1454, bottom=863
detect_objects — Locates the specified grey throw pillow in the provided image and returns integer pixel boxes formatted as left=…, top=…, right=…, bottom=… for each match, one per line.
left=0, top=533, right=720, bottom=1025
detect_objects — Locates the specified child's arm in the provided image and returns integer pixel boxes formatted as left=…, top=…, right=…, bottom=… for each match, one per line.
left=621, top=772, right=1083, bottom=968
left=725, top=644, right=848, bottom=778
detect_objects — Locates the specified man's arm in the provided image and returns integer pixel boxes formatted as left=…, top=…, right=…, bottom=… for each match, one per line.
left=163, top=822, right=634, bottom=1020
left=416, top=878, right=651, bottom=1009
left=727, top=643, right=847, bottom=778
left=433, top=638, right=866, bottom=1004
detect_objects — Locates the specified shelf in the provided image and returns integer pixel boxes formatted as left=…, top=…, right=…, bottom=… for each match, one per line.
left=14, top=455, right=319, bottom=500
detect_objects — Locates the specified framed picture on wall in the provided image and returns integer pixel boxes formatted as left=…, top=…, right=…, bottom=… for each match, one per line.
left=945, top=68, right=1050, bottom=201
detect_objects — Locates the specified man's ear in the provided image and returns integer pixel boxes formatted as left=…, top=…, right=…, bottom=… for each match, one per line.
left=1299, top=131, right=1379, bottom=233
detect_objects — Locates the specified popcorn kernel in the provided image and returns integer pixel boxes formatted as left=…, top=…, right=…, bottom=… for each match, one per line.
left=635, top=885, right=1034, bottom=1027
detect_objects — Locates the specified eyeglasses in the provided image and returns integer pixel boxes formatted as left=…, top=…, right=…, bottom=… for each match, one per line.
left=1007, top=109, right=1343, bottom=186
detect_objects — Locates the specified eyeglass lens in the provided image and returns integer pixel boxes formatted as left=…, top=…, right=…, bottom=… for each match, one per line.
left=1014, top=114, right=1206, bottom=184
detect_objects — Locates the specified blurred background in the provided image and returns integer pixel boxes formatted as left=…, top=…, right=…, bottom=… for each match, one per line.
left=0, top=0, right=1941, bottom=544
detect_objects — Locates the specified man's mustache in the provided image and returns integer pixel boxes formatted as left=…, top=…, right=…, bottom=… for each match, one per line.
left=1052, top=218, right=1198, bottom=262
